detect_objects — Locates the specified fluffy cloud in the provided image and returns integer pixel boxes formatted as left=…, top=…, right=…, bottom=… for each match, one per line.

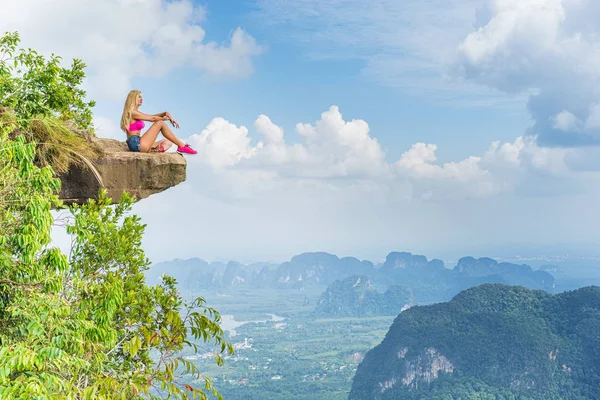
left=455, top=0, right=600, bottom=148
left=0, top=0, right=264, bottom=100
left=188, top=118, right=258, bottom=169
left=194, top=28, right=264, bottom=79
left=183, top=105, right=586, bottom=202
left=294, top=106, right=388, bottom=178
left=395, top=143, right=486, bottom=182
left=394, top=144, right=494, bottom=199
left=552, top=111, right=580, bottom=132
left=188, top=105, right=388, bottom=179
left=390, top=134, right=576, bottom=200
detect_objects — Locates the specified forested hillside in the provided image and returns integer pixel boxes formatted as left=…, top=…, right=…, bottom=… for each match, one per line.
left=349, top=284, right=600, bottom=400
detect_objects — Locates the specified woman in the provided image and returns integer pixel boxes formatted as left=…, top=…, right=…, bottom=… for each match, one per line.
left=120, top=89, right=197, bottom=154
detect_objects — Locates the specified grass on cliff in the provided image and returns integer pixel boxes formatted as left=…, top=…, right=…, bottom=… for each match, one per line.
left=2, top=108, right=103, bottom=176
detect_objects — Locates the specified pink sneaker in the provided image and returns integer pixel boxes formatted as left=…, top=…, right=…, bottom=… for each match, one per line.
left=177, top=144, right=197, bottom=155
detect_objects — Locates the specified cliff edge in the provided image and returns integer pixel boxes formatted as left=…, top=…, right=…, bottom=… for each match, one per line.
left=58, top=137, right=186, bottom=205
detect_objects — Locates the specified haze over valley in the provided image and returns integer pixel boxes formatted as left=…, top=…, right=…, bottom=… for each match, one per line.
left=145, top=249, right=600, bottom=399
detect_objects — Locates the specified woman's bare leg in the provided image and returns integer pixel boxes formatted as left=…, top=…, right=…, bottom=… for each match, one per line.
left=140, top=120, right=185, bottom=151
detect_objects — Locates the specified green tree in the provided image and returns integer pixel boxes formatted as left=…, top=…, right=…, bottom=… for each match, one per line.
left=0, top=31, right=102, bottom=175
left=0, top=32, right=233, bottom=399
left=0, top=31, right=94, bottom=130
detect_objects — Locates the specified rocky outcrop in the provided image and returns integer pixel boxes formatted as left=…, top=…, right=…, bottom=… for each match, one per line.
left=399, top=347, right=454, bottom=389
left=58, top=137, right=186, bottom=205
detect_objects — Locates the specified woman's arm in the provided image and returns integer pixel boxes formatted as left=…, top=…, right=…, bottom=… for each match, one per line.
left=132, top=110, right=179, bottom=128
left=131, top=110, right=168, bottom=123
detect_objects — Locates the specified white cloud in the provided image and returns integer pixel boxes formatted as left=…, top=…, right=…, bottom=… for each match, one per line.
left=189, top=105, right=388, bottom=180
left=457, top=0, right=566, bottom=82
left=395, top=143, right=438, bottom=171
left=255, top=115, right=284, bottom=144
left=253, top=115, right=303, bottom=165
left=485, top=135, right=570, bottom=173
left=193, top=28, right=264, bottom=79
left=292, top=106, right=389, bottom=179
left=181, top=105, right=588, bottom=202
left=455, top=0, right=600, bottom=147
left=483, top=137, right=524, bottom=168
left=394, top=143, right=494, bottom=199
left=552, top=110, right=580, bottom=132
left=188, top=117, right=258, bottom=169
left=0, top=0, right=264, bottom=100
left=397, top=143, right=483, bottom=180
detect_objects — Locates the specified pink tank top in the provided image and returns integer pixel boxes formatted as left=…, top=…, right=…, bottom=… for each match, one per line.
left=129, top=120, right=145, bottom=132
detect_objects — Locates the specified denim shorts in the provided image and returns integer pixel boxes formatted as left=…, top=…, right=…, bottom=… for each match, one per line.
left=126, top=135, right=141, bottom=152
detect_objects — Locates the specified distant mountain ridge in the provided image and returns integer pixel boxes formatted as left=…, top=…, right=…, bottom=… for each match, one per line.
left=146, top=251, right=555, bottom=303
left=349, top=284, right=600, bottom=400
left=145, top=257, right=279, bottom=291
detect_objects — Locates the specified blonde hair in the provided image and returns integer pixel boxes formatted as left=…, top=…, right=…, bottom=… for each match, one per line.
left=120, top=89, right=141, bottom=133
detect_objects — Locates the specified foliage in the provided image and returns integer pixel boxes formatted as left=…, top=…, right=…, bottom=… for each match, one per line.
left=0, top=31, right=100, bottom=175
left=0, top=31, right=95, bottom=130
left=0, top=96, right=233, bottom=399
left=2, top=110, right=103, bottom=174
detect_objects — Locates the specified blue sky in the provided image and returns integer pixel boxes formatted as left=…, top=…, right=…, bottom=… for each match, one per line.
left=126, top=0, right=532, bottom=163
left=3, top=0, right=600, bottom=264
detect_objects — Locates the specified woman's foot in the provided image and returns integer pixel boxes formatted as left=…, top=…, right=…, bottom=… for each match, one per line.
left=150, top=139, right=173, bottom=153
left=149, top=144, right=165, bottom=153
left=177, top=144, right=198, bottom=155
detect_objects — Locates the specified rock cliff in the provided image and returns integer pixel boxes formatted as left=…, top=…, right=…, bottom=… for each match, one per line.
left=58, top=137, right=186, bottom=205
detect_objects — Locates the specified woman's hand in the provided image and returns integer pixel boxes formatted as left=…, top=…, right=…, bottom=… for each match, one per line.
left=165, top=112, right=179, bottom=129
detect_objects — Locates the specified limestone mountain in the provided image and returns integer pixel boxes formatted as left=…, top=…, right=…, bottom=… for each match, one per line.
left=145, top=258, right=278, bottom=289
left=455, top=256, right=555, bottom=290
left=349, top=284, right=600, bottom=400
left=378, top=251, right=444, bottom=271
left=373, top=253, right=555, bottom=303
left=314, top=275, right=413, bottom=317
left=274, top=252, right=376, bottom=287
left=145, top=258, right=225, bottom=289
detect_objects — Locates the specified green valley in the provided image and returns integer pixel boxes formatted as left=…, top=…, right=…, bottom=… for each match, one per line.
left=146, top=252, right=600, bottom=400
